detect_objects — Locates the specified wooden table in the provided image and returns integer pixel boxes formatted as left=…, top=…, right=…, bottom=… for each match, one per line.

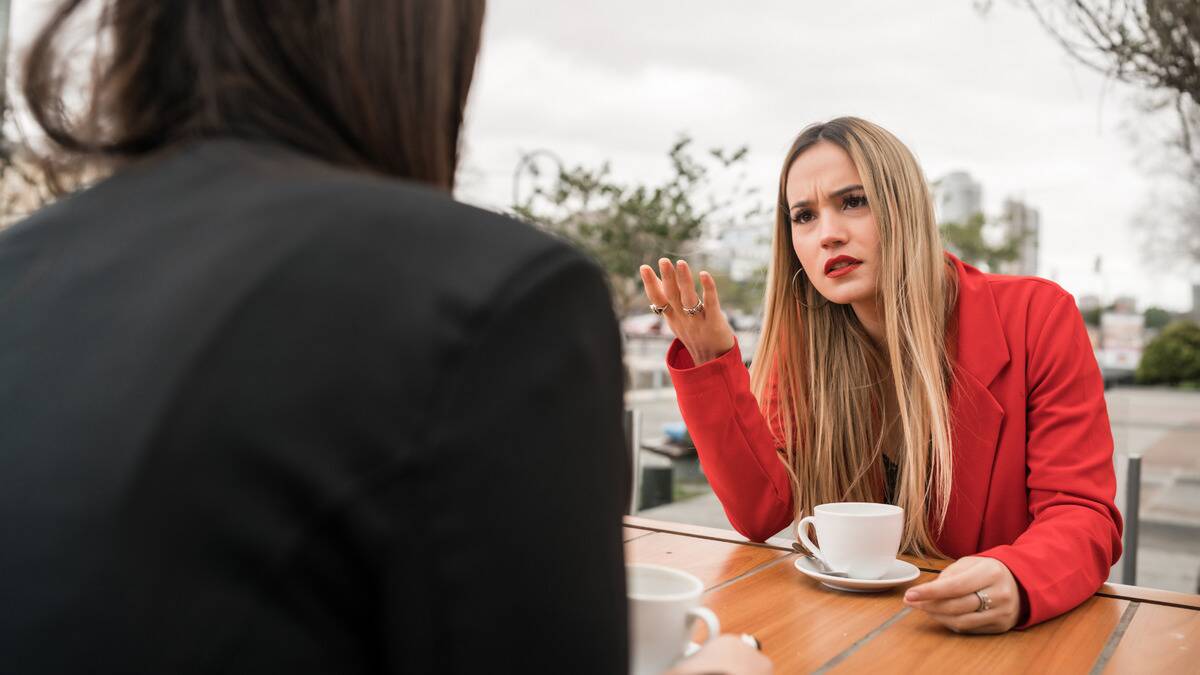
left=624, top=516, right=1200, bottom=674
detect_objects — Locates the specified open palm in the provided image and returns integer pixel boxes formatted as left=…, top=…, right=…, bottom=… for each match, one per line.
left=638, top=258, right=736, bottom=366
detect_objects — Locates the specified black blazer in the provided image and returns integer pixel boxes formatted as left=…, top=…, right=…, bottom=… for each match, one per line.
left=0, top=140, right=629, bottom=674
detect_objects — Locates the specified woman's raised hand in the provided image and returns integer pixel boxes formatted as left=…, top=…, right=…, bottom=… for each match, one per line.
left=639, top=258, right=736, bottom=366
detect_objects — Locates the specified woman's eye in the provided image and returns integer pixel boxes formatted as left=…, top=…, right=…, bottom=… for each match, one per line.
left=843, top=195, right=868, bottom=209
left=791, top=210, right=814, bottom=224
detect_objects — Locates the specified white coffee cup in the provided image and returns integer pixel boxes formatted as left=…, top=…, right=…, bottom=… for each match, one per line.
left=796, top=502, right=903, bottom=580
left=626, top=563, right=720, bottom=675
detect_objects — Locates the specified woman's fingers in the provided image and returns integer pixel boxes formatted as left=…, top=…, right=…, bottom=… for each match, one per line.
left=925, top=609, right=999, bottom=634
left=658, top=258, right=683, bottom=305
left=907, top=593, right=981, bottom=616
left=904, top=559, right=991, bottom=603
left=639, top=265, right=671, bottom=308
left=905, top=557, right=1021, bottom=634
left=699, top=271, right=722, bottom=314
left=675, top=260, right=701, bottom=309
left=644, top=259, right=729, bottom=337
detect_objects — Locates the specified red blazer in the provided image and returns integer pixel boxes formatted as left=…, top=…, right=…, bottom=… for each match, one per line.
left=666, top=254, right=1122, bottom=627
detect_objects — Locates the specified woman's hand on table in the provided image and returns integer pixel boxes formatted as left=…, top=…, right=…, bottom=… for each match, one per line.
left=639, top=258, right=735, bottom=366
left=664, top=634, right=773, bottom=675
left=902, top=556, right=1022, bottom=634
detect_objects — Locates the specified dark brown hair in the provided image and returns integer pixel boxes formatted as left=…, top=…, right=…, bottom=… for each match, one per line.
left=22, top=0, right=486, bottom=190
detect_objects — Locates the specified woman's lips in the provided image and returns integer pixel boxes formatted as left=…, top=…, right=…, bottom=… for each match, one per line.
left=825, top=261, right=863, bottom=278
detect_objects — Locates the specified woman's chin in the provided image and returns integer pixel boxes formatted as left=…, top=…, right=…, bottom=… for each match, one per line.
left=810, top=288, right=872, bottom=307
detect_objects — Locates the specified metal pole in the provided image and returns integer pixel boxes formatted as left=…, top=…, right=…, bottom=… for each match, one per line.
left=1122, top=455, right=1141, bottom=585
left=0, top=0, right=11, bottom=116
left=511, top=148, right=564, bottom=210
left=624, top=408, right=642, bottom=515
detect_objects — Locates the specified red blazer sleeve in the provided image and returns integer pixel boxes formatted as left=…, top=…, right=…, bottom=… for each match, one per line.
left=666, top=338, right=794, bottom=541
left=975, top=293, right=1124, bottom=627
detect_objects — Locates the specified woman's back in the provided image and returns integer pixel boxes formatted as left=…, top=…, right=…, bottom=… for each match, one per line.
left=0, top=139, right=630, bottom=673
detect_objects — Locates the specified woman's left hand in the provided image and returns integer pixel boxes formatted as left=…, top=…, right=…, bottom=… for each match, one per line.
left=902, top=556, right=1022, bottom=633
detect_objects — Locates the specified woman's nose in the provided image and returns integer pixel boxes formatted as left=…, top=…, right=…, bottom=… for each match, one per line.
left=818, top=213, right=848, bottom=248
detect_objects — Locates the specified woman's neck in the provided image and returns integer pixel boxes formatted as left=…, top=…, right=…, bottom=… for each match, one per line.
left=852, top=298, right=885, bottom=348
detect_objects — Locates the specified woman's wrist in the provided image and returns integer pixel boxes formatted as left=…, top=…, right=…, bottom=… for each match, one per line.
left=667, top=337, right=740, bottom=374
left=686, top=343, right=733, bottom=367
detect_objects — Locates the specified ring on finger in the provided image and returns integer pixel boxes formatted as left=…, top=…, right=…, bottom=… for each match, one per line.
left=974, top=589, right=993, bottom=613
left=683, top=299, right=704, bottom=316
left=650, top=303, right=670, bottom=315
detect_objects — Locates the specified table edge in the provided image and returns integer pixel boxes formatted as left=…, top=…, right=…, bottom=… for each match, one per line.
left=623, top=515, right=1200, bottom=610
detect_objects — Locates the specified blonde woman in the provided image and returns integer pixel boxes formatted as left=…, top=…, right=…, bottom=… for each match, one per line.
left=639, top=117, right=1121, bottom=633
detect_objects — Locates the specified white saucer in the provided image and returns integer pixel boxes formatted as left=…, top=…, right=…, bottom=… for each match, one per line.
left=793, top=556, right=920, bottom=592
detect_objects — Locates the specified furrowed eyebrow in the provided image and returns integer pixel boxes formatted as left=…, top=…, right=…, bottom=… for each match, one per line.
left=789, top=184, right=865, bottom=210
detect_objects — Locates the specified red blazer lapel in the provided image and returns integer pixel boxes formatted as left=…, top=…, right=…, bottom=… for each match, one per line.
left=939, top=254, right=1009, bottom=557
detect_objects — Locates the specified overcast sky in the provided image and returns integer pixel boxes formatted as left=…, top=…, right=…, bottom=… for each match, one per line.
left=457, top=0, right=1194, bottom=311
left=9, top=0, right=1196, bottom=310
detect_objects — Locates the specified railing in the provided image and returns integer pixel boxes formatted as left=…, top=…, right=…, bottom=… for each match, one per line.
left=1111, top=416, right=1200, bottom=587
left=1124, top=454, right=1142, bottom=585
left=624, top=409, right=641, bottom=516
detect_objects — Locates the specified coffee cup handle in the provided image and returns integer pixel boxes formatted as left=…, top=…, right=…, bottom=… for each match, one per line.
left=687, top=607, right=720, bottom=645
left=796, top=515, right=833, bottom=569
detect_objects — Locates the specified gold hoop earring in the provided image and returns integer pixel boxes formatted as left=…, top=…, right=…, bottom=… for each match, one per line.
left=791, top=267, right=822, bottom=310
left=792, top=266, right=830, bottom=312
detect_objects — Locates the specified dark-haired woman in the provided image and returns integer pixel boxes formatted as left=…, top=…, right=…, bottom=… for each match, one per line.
left=0, top=3, right=768, bottom=673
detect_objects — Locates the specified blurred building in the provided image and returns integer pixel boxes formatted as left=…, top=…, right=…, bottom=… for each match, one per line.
left=1097, top=307, right=1145, bottom=371
left=996, top=198, right=1040, bottom=276
left=934, top=170, right=983, bottom=225
left=1079, top=294, right=1102, bottom=312
left=1112, top=295, right=1138, bottom=314
left=701, top=222, right=771, bottom=282
left=1076, top=294, right=1103, bottom=349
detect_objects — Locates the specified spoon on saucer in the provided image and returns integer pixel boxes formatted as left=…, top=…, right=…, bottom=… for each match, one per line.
left=790, top=542, right=850, bottom=577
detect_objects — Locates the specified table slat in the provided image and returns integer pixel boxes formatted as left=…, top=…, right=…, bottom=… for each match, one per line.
left=624, top=515, right=794, bottom=550
left=828, top=596, right=1128, bottom=674
left=1102, top=603, right=1200, bottom=674
left=692, top=555, right=936, bottom=673
left=623, top=527, right=653, bottom=542
left=624, top=532, right=787, bottom=590
left=1097, top=583, right=1200, bottom=610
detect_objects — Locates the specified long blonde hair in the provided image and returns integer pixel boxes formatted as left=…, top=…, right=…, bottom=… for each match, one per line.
left=750, top=117, right=959, bottom=558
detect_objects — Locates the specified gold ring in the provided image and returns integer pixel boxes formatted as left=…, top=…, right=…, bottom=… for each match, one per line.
left=974, top=589, right=993, bottom=612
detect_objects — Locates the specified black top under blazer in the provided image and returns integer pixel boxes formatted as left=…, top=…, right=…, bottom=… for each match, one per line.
left=0, top=139, right=630, bottom=674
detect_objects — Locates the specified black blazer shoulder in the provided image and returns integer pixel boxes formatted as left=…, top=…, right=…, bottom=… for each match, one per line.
left=0, top=139, right=629, bottom=674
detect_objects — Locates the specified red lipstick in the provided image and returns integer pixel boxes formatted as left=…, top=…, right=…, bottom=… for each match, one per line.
left=824, top=255, right=863, bottom=278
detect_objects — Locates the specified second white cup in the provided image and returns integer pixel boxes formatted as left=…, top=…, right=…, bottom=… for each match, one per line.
left=796, top=502, right=903, bottom=580
left=626, top=563, right=720, bottom=675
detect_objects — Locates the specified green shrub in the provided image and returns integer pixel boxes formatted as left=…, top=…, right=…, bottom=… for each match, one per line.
left=1143, top=306, right=1174, bottom=331
left=1136, top=320, right=1200, bottom=386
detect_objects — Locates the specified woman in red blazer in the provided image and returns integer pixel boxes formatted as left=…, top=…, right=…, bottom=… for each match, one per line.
left=639, top=117, right=1122, bottom=633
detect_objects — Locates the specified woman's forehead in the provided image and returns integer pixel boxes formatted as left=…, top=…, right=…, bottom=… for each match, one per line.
left=785, top=142, right=863, bottom=204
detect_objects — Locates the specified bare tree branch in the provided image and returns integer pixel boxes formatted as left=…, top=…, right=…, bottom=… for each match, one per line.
left=1004, top=1, right=1200, bottom=267
left=1021, top=0, right=1200, bottom=106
